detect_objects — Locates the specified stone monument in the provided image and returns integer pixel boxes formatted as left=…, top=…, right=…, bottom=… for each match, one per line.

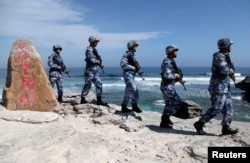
left=2, top=39, right=57, bottom=111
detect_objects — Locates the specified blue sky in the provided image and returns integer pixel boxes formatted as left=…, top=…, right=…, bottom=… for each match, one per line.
left=0, top=0, right=249, bottom=68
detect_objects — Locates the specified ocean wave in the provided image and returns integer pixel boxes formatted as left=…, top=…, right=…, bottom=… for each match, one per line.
left=67, top=77, right=239, bottom=86
left=104, top=83, right=125, bottom=87
left=206, top=72, right=241, bottom=77
left=118, top=76, right=246, bottom=85
left=153, top=100, right=165, bottom=106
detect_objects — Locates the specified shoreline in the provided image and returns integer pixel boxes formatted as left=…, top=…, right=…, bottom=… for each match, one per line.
left=0, top=92, right=249, bottom=162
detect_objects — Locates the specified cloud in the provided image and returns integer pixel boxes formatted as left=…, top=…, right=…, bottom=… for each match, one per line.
left=0, top=0, right=162, bottom=50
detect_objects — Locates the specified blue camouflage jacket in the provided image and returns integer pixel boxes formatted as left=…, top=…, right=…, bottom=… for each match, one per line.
left=209, top=51, right=231, bottom=94
left=85, top=46, right=100, bottom=72
left=120, top=50, right=137, bottom=76
left=48, top=53, right=64, bottom=72
left=160, top=57, right=176, bottom=85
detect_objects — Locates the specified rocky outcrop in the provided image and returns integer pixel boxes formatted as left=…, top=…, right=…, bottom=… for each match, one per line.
left=174, top=100, right=204, bottom=119
left=0, top=92, right=249, bottom=163
left=235, top=76, right=250, bottom=95
left=2, top=39, right=57, bottom=111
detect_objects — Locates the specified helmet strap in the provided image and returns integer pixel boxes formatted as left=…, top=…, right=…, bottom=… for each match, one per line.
left=167, top=52, right=175, bottom=57
left=54, top=48, right=61, bottom=54
left=219, top=47, right=230, bottom=53
left=90, top=41, right=98, bottom=47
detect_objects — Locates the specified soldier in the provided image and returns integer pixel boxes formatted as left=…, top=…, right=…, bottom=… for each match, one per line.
left=120, top=40, right=143, bottom=113
left=80, top=35, right=107, bottom=106
left=160, top=45, right=185, bottom=128
left=48, top=44, right=67, bottom=102
left=194, top=37, right=239, bottom=135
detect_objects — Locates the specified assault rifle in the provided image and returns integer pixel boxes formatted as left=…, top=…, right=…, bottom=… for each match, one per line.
left=172, top=60, right=186, bottom=90
left=128, top=54, right=145, bottom=80
left=52, top=56, right=71, bottom=78
left=93, top=48, right=105, bottom=73
left=225, top=54, right=236, bottom=83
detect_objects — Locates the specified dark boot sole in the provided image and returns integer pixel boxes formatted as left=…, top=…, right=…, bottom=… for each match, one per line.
left=194, top=122, right=206, bottom=135
left=222, top=129, right=239, bottom=135
left=122, top=110, right=132, bottom=113
left=132, top=109, right=142, bottom=113
left=160, top=122, right=173, bottom=129
left=97, top=102, right=108, bottom=106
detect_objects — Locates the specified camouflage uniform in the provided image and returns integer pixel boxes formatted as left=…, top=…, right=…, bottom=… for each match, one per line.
left=120, top=51, right=139, bottom=105
left=81, top=46, right=103, bottom=97
left=199, top=51, right=233, bottom=126
left=194, top=37, right=238, bottom=135
left=48, top=53, right=64, bottom=96
left=160, top=57, right=182, bottom=116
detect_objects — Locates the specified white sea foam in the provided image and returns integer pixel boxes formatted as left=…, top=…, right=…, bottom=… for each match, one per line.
left=104, top=83, right=125, bottom=87
left=206, top=72, right=241, bottom=77
left=232, top=96, right=243, bottom=100
left=153, top=100, right=165, bottom=106
left=117, top=76, right=245, bottom=85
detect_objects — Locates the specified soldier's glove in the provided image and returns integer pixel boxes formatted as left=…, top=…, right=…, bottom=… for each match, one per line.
left=229, top=68, right=236, bottom=82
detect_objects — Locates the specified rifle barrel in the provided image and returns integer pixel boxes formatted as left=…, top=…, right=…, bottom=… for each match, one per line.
left=183, top=84, right=187, bottom=91
left=140, top=75, right=145, bottom=80
left=65, top=71, right=71, bottom=78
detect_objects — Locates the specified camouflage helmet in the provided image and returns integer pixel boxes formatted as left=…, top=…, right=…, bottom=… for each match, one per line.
left=53, top=44, right=62, bottom=51
left=127, top=40, right=139, bottom=49
left=89, top=35, right=100, bottom=43
left=166, top=45, right=179, bottom=55
left=217, top=37, right=234, bottom=49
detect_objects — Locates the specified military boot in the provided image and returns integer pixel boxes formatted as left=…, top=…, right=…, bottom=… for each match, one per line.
left=58, top=95, right=63, bottom=102
left=121, top=104, right=132, bottom=113
left=168, top=116, right=173, bottom=125
left=132, top=103, right=142, bottom=113
left=194, top=120, right=206, bottom=135
left=160, top=115, right=173, bottom=129
left=96, top=96, right=108, bottom=106
left=222, top=125, right=239, bottom=135
left=80, top=97, right=88, bottom=104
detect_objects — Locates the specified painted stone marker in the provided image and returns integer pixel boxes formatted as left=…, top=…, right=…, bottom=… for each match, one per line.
left=2, top=39, right=57, bottom=111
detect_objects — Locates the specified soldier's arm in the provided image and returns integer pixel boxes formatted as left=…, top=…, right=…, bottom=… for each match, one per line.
left=48, top=55, right=60, bottom=69
left=86, top=49, right=99, bottom=64
left=217, top=55, right=230, bottom=75
left=162, top=61, right=175, bottom=80
left=229, top=68, right=236, bottom=82
left=120, top=55, right=134, bottom=71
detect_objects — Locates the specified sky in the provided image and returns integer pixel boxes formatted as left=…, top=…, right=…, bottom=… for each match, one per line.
left=0, top=0, right=249, bottom=68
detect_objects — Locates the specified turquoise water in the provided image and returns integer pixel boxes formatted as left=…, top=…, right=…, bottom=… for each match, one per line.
left=1, top=67, right=250, bottom=122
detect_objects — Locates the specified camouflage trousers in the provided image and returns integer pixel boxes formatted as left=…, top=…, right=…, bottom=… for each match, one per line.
left=49, top=71, right=63, bottom=96
left=160, top=83, right=182, bottom=116
left=199, top=93, right=233, bottom=126
left=81, top=71, right=102, bottom=97
left=122, top=72, right=139, bottom=105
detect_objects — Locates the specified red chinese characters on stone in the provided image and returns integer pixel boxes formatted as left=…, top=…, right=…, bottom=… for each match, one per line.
left=20, top=76, right=36, bottom=89
left=19, top=89, right=35, bottom=104
left=19, top=76, right=37, bottom=104
left=15, top=43, right=25, bottom=50
left=16, top=46, right=37, bottom=105
left=20, top=63, right=30, bottom=75
left=15, top=51, right=29, bottom=62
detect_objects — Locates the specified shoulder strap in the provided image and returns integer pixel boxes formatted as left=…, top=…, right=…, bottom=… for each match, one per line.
left=171, top=60, right=178, bottom=70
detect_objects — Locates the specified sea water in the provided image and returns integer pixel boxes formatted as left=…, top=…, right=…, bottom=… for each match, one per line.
left=0, top=67, right=250, bottom=122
